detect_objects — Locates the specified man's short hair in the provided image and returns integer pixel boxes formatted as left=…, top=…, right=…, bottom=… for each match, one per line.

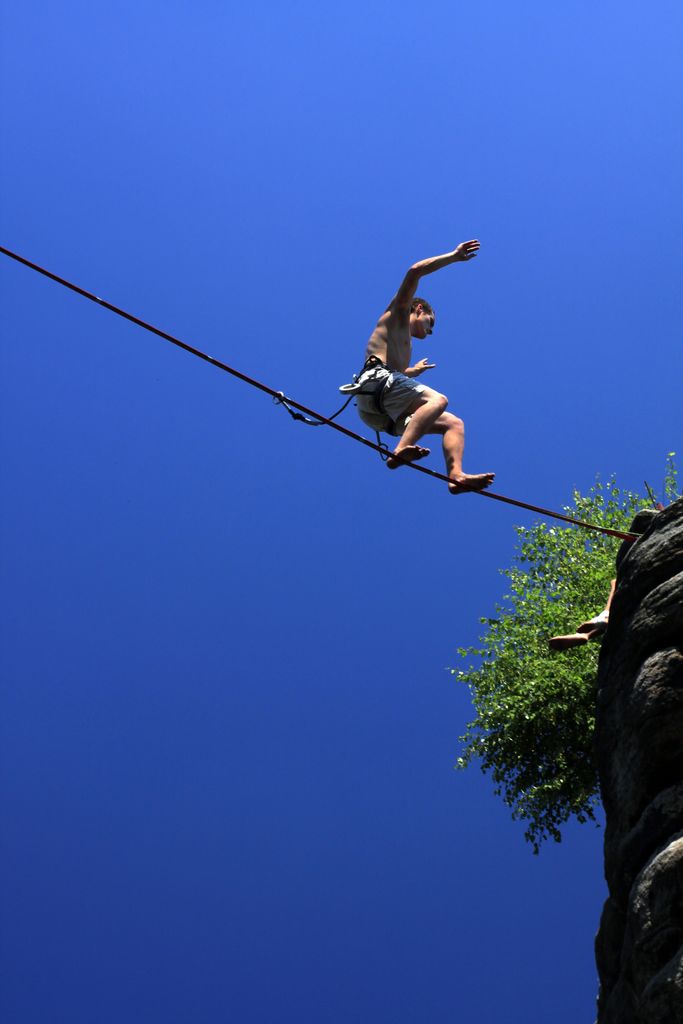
left=411, top=297, right=435, bottom=318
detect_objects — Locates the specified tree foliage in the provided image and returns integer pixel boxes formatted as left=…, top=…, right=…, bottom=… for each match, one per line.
left=453, top=469, right=677, bottom=853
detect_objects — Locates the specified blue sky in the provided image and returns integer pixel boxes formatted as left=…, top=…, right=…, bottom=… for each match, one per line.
left=1, top=3, right=681, bottom=1022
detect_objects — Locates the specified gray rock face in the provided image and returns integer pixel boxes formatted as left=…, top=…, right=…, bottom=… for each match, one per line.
left=595, top=498, right=683, bottom=1023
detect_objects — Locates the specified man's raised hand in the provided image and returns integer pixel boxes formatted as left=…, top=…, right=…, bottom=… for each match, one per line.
left=453, top=239, right=480, bottom=261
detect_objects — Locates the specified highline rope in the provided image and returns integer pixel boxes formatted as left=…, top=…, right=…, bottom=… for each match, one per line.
left=0, top=245, right=638, bottom=542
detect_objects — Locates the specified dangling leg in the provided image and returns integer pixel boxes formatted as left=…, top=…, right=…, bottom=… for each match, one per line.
left=549, top=586, right=614, bottom=652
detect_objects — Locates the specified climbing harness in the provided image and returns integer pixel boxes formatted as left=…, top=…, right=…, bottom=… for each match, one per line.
left=339, top=355, right=391, bottom=415
left=0, top=244, right=639, bottom=542
left=337, top=355, right=402, bottom=460
left=337, top=355, right=394, bottom=459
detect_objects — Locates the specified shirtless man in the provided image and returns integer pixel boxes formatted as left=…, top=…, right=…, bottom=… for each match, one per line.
left=355, top=240, right=494, bottom=493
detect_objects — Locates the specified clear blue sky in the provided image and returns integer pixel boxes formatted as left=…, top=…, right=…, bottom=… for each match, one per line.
left=1, top=3, right=681, bottom=1022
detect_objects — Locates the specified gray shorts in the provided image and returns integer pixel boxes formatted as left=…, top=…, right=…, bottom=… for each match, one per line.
left=356, top=370, right=425, bottom=437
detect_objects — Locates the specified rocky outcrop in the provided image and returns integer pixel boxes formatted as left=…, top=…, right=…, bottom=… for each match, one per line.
left=595, top=499, right=683, bottom=1023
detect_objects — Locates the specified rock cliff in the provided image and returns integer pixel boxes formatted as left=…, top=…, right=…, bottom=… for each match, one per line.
left=595, top=498, right=683, bottom=1023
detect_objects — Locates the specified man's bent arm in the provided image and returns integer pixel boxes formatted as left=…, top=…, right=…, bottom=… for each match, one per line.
left=393, top=240, right=480, bottom=308
left=403, top=358, right=436, bottom=378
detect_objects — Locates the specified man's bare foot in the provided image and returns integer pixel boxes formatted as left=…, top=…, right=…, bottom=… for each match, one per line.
left=387, top=444, right=430, bottom=469
left=447, top=471, right=495, bottom=494
left=549, top=633, right=590, bottom=651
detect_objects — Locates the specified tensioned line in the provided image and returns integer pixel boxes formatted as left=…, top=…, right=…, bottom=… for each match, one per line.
left=0, top=245, right=638, bottom=542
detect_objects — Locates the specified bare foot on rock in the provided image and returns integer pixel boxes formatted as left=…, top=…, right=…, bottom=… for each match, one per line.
left=448, top=471, right=495, bottom=494
left=387, top=444, right=430, bottom=469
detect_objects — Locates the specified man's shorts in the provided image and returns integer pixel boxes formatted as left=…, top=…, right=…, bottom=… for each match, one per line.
left=356, top=370, right=425, bottom=436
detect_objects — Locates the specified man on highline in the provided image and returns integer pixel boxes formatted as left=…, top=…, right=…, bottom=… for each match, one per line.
left=354, top=240, right=495, bottom=493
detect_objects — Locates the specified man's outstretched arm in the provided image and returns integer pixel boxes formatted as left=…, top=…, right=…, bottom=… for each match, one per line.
left=392, top=239, right=480, bottom=309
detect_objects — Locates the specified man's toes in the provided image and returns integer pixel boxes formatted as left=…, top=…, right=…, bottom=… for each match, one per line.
left=387, top=445, right=431, bottom=468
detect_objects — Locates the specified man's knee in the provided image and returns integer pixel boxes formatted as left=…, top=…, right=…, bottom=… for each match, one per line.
left=444, top=412, right=463, bottom=431
left=427, top=392, right=448, bottom=416
left=407, top=390, right=447, bottom=419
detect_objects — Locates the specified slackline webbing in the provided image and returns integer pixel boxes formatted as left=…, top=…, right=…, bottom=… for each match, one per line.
left=0, top=244, right=638, bottom=542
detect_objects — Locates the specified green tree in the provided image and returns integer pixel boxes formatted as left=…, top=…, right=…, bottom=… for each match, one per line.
left=664, top=451, right=679, bottom=505
left=453, top=474, right=655, bottom=853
